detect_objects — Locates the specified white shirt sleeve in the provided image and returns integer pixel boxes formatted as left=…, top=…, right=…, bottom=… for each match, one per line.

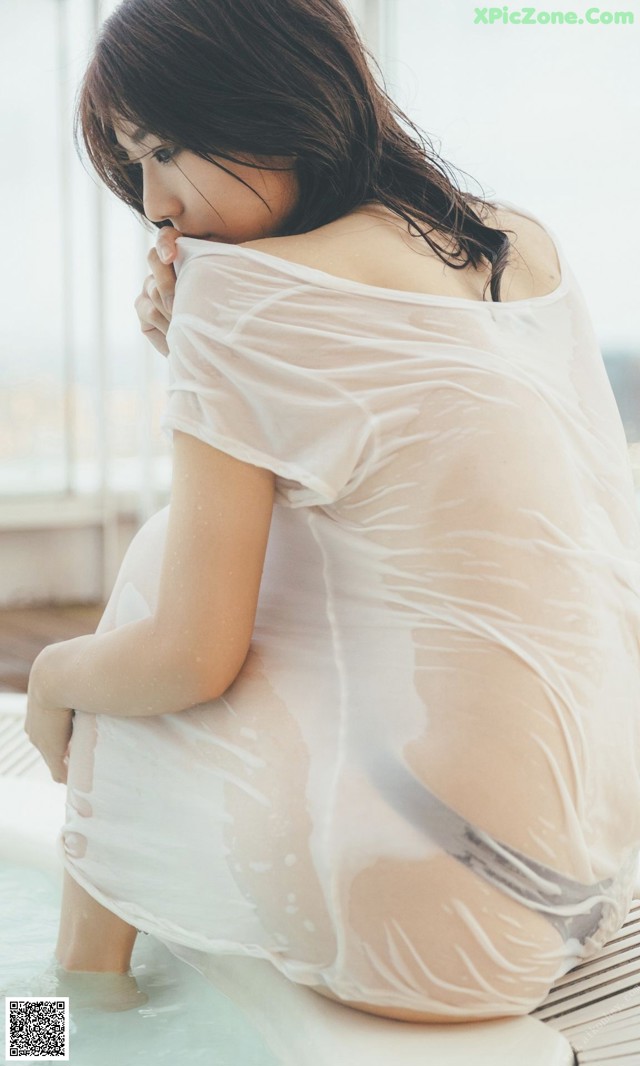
left=160, top=251, right=373, bottom=508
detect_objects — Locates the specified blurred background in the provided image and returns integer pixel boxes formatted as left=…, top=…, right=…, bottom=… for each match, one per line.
left=0, top=0, right=638, bottom=686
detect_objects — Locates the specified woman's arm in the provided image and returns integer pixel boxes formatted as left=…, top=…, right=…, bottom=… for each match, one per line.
left=30, top=430, right=276, bottom=719
left=29, top=617, right=216, bottom=719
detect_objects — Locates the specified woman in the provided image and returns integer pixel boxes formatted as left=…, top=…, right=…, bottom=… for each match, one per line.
left=15, top=0, right=640, bottom=1024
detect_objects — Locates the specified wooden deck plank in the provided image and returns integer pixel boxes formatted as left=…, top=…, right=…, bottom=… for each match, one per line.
left=0, top=603, right=105, bottom=693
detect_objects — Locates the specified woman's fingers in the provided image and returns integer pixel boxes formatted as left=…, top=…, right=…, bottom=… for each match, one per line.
left=141, top=327, right=170, bottom=357
left=133, top=283, right=171, bottom=356
left=147, top=246, right=176, bottom=315
left=134, top=228, right=180, bottom=357
left=155, top=225, right=181, bottom=265
left=134, top=280, right=169, bottom=326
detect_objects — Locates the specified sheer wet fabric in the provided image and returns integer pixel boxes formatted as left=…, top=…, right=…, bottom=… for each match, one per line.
left=59, top=202, right=640, bottom=1019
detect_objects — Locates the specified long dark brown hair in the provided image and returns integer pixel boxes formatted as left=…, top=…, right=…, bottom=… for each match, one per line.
left=74, top=0, right=516, bottom=301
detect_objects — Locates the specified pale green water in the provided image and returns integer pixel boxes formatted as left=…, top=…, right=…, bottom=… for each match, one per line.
left=0, top=859, right=281, bottom=1066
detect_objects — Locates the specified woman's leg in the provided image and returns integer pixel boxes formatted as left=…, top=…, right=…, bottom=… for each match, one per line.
left=55, top=868, right=138, bottom=973
left=50, top=510, right=171, bottom=992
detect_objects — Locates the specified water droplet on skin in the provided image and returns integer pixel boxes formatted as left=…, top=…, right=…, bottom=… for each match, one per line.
left=285, top=905, right=298, bottom=915
left=303, top=919, right=316, bottom=933
left=284, top=854, right=297, bottom=866
left=287, top=892, right=296, bottom=903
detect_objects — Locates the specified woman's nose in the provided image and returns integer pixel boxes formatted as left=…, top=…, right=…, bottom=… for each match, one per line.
left=142, top=182, right=182, bottom=226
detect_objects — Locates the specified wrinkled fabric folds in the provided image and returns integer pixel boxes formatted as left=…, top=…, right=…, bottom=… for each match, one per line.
left=59, top=200, right=640, bottom=1019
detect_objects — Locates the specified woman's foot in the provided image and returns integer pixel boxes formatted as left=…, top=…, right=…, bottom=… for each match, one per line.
left=1, top=956, right=149, bottom=1012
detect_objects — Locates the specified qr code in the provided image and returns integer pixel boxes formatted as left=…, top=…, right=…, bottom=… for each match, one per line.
left=5, top=997, right=69, bottom=1061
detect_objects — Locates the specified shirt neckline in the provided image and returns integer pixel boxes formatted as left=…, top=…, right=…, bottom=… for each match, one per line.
left=175, top=199, right=570, bottom=312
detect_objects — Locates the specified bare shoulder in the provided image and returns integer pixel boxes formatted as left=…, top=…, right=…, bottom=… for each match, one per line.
left=239, top=202, right=562, bottom=303
left=238, top=220, right=391, bottom=288
left=238, top=227, right=345, bottom=265
left=238, top=206, right=394, bottom=267
left=478, top=203, right=563, bottom=297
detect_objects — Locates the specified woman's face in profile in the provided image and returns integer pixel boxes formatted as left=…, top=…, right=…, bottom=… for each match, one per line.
left=112, top=119, right=300, bottom=244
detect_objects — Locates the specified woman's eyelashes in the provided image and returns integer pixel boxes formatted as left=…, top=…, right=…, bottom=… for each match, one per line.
left=152, top=146, right=178, bottom=166
left=122, top=146, right=178, bottom=169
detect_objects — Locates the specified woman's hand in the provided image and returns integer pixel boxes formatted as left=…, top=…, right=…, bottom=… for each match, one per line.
left=25, top=645, right=76, bottom=785
left=134, top=226, right=181, bottom=357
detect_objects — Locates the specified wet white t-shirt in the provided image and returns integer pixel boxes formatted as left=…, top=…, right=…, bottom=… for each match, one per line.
left=59, top=201, right=640, bottom=1019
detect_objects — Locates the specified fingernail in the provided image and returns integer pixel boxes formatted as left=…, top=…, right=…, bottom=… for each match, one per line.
left=158, top=247, right=172, bottom=264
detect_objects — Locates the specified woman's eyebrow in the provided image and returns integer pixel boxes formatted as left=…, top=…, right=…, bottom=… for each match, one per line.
left=114, top=128, right=155, bottom=161
left=130, top=126, right=150, bottom=144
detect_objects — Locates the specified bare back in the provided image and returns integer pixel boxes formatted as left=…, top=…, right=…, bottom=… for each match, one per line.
left=241, top=202, right=562, bottom=305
